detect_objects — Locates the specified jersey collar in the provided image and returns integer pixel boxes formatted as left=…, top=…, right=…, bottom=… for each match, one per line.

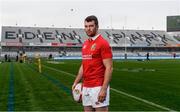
left=89, top=34, right=100, bottom=41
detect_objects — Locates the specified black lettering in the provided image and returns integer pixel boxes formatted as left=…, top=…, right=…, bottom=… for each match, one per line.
left=44, top=32, right=54, bottom=40
left=5, top=31, right=16, bottom=39
left=105, top=31, right=113, bottom=40
left=131, top=34, right=140, bottom=41
left=24, top=32, right=35, bottom=39
left=112, top=34, right=123, bottom=41
left=135, top=32, right=142, bottom=37
left=61, top=33, right=74, bottom=40
left=72, top=30, right=81, bottom=39
left=121, top=32, right=126, bottom=37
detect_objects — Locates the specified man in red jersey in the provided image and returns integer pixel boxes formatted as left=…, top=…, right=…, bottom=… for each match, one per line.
left=72, top=15, right=113, bottom=112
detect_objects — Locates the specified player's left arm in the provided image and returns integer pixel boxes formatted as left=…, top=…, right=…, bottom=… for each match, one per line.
left=98, top=58, right=113, bottom=102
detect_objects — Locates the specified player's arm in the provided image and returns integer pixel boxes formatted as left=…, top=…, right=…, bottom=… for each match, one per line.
left=98, top=58, right=113, bottom=102
left=72, top=64, right=83, bottom=90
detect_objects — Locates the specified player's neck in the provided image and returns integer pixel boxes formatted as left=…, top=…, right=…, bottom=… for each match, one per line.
left=89, top=33, right=99, bottom=41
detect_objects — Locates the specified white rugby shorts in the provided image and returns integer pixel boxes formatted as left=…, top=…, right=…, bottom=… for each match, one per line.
left=82, top=86, right=110, bottom=108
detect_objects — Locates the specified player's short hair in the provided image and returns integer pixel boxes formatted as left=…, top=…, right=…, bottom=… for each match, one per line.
left=85, top=15, right=99, bottom=27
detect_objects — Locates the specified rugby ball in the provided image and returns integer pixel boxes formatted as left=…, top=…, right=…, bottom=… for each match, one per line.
left=72, top=83, right=82, bottom=102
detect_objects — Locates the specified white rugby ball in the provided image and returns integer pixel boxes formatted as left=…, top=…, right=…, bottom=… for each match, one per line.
left=72, top=83, right=82, bottom=102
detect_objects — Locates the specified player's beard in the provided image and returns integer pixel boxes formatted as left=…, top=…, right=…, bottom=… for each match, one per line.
left=86, top=29, right=97, bottom=37
left=87, top=32, right=96, bottom=37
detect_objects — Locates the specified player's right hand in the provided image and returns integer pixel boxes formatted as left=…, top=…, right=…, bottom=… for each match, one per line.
left=72, top=83, right=77, bottom=90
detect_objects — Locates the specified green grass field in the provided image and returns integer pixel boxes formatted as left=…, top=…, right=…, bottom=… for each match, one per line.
left=0, top=59, right=180, bottom=111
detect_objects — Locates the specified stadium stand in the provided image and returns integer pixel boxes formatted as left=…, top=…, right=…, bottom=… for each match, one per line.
left=1, top=26, right=180, bottom=58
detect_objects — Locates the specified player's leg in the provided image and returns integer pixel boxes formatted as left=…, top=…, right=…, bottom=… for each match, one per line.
left=95, top=106, right=108, bottom=112
left=84, top=106, right=95, bottom=112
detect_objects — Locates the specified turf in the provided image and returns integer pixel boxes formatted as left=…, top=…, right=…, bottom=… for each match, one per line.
left=0, top=59, right=180, bottom=111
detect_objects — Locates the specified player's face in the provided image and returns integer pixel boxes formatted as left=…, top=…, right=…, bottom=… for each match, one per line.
left=84, top=21, right=98, bottom=37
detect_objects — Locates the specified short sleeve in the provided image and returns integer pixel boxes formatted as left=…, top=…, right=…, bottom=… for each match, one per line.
left=101, top=41, right=113, bottom=59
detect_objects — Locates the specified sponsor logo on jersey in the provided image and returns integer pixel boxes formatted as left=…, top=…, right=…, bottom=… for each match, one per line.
left=82, top=55, right=92, bottom=59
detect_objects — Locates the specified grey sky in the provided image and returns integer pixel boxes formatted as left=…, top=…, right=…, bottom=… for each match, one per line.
left=0, top=0, right=180, bottom=40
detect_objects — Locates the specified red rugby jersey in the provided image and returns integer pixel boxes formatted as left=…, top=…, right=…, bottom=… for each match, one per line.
left=82, top=35, right=112, bottom=87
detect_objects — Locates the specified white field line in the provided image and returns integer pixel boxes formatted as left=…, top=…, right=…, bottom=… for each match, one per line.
left=42, top=64, right=175, bottom=111
left=110, top=88, right=175, bottom=111
left=43, top=64, right=76, bottom=77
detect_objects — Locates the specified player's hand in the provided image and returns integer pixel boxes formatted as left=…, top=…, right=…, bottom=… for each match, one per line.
left=98, top=88, right=107, bottom=103
left=72, top=83, right=77, bottom=90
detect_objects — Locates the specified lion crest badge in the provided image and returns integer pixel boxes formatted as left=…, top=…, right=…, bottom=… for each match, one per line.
left=91, top=43, right=96, bottom=51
